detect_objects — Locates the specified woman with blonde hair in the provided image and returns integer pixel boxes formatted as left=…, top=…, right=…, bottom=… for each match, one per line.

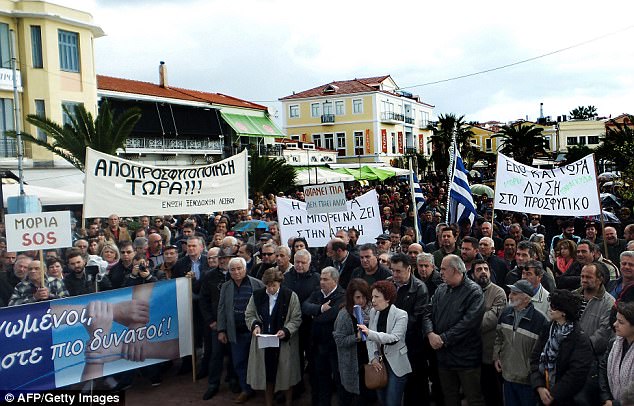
left=100, top=243, right=120, bottom=272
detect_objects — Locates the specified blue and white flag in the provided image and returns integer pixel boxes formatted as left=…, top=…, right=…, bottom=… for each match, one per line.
left=449, top=147, right=477, bottom=225
left=412, top=172, right=426, bottom=211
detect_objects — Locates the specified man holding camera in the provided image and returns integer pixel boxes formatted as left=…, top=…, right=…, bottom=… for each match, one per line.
left=63, top=248, right=111, bottom=296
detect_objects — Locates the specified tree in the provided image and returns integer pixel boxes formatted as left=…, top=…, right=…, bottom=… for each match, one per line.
left=248, top=153, right=297, bottom=199
left=7, top=100, right=141, bottom=171
left=569, top=105, right=598, bottom=120
left=429, top=113, right=474, bottom=172
left=596, top=115, right=634, bottom=172
left=492, top=123, right=547, bottom=165
left=562, top=145, right=593, bottom=165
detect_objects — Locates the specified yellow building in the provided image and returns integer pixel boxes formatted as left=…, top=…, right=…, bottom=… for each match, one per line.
left=279, top=75, right=434, bottom=165
left=555, top=119, right=605, bottom=153
left=0, top=0, right=103, bottom=165
left=468, top=124, right=499, bottom=153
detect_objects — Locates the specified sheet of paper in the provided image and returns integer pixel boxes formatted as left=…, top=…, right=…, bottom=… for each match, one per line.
left=257, top=334, right=280, bottom=349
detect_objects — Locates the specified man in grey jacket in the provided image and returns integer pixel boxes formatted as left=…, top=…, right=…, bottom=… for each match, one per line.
left=423, top=254, right=485, bottom=406
left=473, top=259, right=507, bottom=406
left=574, top=261, right=615, bottom=406
left=217, top=257, right=265, bottom=403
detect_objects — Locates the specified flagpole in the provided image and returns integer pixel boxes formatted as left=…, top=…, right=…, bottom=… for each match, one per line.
left=445, top=125, right=458, bottom=224
left=591, top=153, right=610, bottom=263
left=408, top=156, right=420, bottom=242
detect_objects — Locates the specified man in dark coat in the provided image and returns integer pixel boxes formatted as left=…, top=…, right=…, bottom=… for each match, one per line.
left=302, top=267, right=345, bottom=406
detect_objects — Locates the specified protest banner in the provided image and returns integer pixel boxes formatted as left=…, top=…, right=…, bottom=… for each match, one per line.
left=0, top=278, right=192, bottom=390
left=303, top=182, right=346, bottom=214
left=5, top=211, right=72, bottom=253
left=277, top=190, right=382, bottom=247
left=494, top=153, right=601, bottom=216
left=83, top=148, right=248, bottom=217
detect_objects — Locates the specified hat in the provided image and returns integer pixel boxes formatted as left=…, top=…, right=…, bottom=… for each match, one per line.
left=375, top=234, right=390, bottom=241
left=507, top=280, right=535, bottom=297
left=259, top=233, right=273, bottom=241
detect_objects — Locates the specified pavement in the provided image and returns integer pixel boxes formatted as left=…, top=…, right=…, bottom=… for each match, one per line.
left=122, top=363, right=313, bottom=406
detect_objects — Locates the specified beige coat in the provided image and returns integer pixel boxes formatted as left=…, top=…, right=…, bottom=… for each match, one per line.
left=245, top=288, right=302, bottom=391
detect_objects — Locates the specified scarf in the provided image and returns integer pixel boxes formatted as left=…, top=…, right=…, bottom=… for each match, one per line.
left=556, top=256, right=573, bottom=274
left=607, top=336, right=634, bottom=401
left=538, top=321, right=574, bottom=389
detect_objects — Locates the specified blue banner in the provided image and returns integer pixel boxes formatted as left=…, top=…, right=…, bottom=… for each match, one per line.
left=0, top=279, right=193, bottom=390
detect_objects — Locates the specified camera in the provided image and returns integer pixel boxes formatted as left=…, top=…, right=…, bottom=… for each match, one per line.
left=139, top=264, right=147, bottom=272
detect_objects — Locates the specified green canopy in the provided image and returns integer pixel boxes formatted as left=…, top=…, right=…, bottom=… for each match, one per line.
left=332, top=166, right=396, bottom=181
left=220, top=112, right=284, bottom=137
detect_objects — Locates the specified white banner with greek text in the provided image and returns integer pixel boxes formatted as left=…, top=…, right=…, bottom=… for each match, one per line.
left=494, top=153, right=600, bottom=215
left=83, top=148, right=248, bottom=217
left=276, top=190, right=382, bottom=247
left=5, top=211, right=72, bottom=252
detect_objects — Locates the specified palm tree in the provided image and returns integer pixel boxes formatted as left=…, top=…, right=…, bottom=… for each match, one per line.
left=429, top=113, right=474, bottom=171
left=248, top=153, right=297, bottom=198
left=596, top=115, right=634, bottom=172
left=6, top=100, right=141, bottom=171
left=492, top=123, right=547, bottom=165
left=569, top=105, right=598, bottom=120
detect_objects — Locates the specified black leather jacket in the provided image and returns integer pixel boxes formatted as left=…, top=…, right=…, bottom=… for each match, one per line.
left=423, top=274, right=484, bottom=368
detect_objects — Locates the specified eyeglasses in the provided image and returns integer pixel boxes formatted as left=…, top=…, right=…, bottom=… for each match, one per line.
left=261, top=252, right=274, bottom=256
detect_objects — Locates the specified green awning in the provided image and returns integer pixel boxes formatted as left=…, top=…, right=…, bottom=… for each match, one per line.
left=332, top=166, right=396, bottom=181
left=220, top=112, right=284, bottom=137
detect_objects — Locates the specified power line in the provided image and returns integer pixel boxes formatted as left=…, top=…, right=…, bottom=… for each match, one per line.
left=398, top=24, right=634, bottom=90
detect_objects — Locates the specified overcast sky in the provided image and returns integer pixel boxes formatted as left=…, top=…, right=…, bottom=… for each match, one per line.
left=59, top=0, right=634, bottom=124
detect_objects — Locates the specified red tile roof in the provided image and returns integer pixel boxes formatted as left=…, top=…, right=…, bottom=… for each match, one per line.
left=97, top=75, right=268, bottom=111
left=279, top=75, right=392, bottom=100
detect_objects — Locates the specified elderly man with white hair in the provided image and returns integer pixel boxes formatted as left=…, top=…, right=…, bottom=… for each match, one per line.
left=217, top=257, right=265, bottom=403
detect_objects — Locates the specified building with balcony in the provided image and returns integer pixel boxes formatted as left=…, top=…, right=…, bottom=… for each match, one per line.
left=279, top=75, right=434, bottom=166
left=0, top=0, right=103, bottom=165
left=97, top=65, right=284, bottom=166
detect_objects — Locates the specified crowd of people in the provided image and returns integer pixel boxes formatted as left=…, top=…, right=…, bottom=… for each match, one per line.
left=0, top=175, right=634, bottom=406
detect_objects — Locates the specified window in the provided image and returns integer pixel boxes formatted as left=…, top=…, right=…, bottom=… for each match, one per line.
left=353, top=99, right=363, bottom=114
left=336, top=132, right=346, bottom=156
left=289, top=135, right=301, bottom=141
left=0, top=98, right=15, bottom=157
left=324, top=133, right=334, bottom=150
left=323, top=101, right=333, bottom=115
left=0, top=23, right=10, bottom=69
left=311, top=103, right=320, bottom=118
left=420, top=111, right=429, bottom=127
left=289, top=105, right=299, bottom=118
left=312, top=134, right=322, bottom=148
left=62, top=101, right=82, bottom=126
left=579, top=136, right=587, bottom=145
left=391, top=132, right=396, bottom=154
left=567, top=137, right=578, bottom=146
left=34, top=100, right=46, bottom=141
left=485, top=138, right=492, bottom=152
left=588, top=136, right=599, bottom=144
left=354, top=131, right=364, bottom=155
left=335, top=100, right=344, bottom=115
left=58, top=30, right=79, bottom=72
left=31, top=26, right=43, bottom=68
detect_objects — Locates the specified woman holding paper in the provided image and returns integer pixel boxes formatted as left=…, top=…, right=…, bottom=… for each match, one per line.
left=245, top=268, right=302, bottom=406
left=333, top=278, right=373, bottom=405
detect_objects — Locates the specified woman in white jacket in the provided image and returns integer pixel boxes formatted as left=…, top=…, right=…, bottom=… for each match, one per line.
left=358, top=280, right=411, bottom=406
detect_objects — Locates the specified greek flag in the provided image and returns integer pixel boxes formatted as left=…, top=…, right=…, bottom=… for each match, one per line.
left=412, top=172, right=425, bottom=211
left=449, top=148, right=477, bottom=225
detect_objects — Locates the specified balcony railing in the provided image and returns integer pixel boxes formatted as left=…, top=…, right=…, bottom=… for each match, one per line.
left=0, top=137, right=17, bottom=158
left=253, top=144, right=283, bottom=157
left=321, top=114, right=335, bottom=124
left=405, top=147, right=417, bottom=155
left=380, top=112, right=404, bottom=123
left=404, top=116, right=415, bottom=125
left=124, top=137, right=222, bottom=153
